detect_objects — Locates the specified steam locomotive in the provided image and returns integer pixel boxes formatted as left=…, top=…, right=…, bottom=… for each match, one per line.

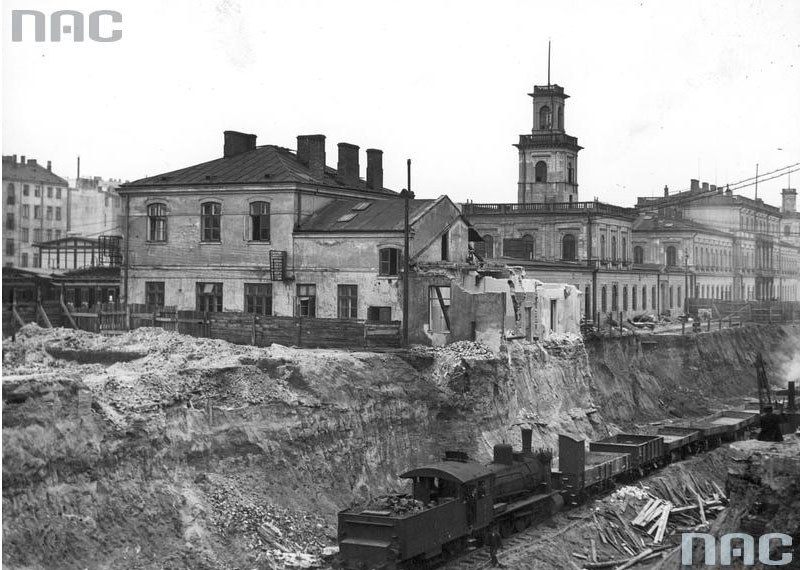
left=337, top=409, right=767, bottom=570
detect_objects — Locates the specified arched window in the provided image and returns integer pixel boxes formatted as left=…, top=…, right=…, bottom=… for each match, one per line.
left=539, top=105, right=551, bottom=129
left=522, top=234, right=534, bottom=260
left=249, top=201, right=270, bottom=241
left=147, top=203, right=167, bottom=242
left=623, top=286, right=628, bottom=311
left=642, top=286, right=647, bottom=310
left=611, top=237, right=617, bottom=261
left=669, top=286, right=674, bottom=308
left=611, top=285, right=618, bottom=312
left=600, top=235, right=607, bottom=260
left=601, top=286, right=607, bottom=313
left=633, top=246, right=644, bottom=264
left=483, top=234, right=494, bottom=258
left=201, top=202, right=221, bottom=242
left=557, top=106, right=564, bottom=130
left=632, top=286, right=637, bottom=310
left=677, top=286, right=682, bottom=307
left=622, top=238, right=627, bottom=262
left=651, top=286, right=656, bottom=310
left=535, top=161, right=548, bottom=183
left=562, top=234, right=576, bottom=261
left=666, top=246, right=677, bottom=267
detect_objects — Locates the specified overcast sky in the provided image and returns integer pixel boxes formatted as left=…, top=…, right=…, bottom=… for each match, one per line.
left=3, top=0, right=799, bottom=207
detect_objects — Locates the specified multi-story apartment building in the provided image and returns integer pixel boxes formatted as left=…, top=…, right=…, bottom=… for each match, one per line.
left=67, top=175, right=125, bottom=237
left=2, top=155, right=69, bottom=269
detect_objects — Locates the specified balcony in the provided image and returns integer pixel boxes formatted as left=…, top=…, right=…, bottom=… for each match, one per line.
left=517, top=133, right=581, bottom=150
left=462, top=201, right=637, bottom=218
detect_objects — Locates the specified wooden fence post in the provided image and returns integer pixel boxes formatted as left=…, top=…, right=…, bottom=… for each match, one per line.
left=60, top=291, right=78, bottom=330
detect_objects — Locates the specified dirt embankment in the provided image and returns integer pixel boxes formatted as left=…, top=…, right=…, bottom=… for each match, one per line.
left=3, top=324, right=799, bottom=569
left=586, top=325, right=800, bottom=426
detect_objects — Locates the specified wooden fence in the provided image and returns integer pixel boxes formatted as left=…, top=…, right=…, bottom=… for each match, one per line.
left=4, top=300, right=402, bottom=350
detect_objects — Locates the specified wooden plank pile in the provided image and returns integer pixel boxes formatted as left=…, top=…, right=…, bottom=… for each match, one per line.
left=572, top=476, right=727, bottom=569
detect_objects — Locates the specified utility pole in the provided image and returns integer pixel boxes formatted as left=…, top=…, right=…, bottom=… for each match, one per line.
left=402, top=159, right=414, bottom=347
left=684, top=248, right=689, bottom=318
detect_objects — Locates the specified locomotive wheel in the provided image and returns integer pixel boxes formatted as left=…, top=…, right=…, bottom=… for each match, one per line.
left=499, top=520, right=513, bottom=538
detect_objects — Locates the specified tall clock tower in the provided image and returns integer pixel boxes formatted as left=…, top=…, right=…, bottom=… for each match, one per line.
left=516, top=84, right=583, bottom=203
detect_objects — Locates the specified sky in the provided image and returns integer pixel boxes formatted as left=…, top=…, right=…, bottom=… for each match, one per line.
left=3, top=0, right=799, bottom=208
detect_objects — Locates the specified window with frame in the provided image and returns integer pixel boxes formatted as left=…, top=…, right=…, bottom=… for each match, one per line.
left=147, top=203, right=167, bottom=242
left=20, top=228, right=29, bottom=243
left=441, top=232, right=449, bottom=261
left=5, top=238, right=14, bottom=256
left=22, top=205, right=29, bottom=219
left=6, top=183, right=15, bottom=205
left=196, top=282, right=223, bottom=312
left=55, top=230, right=61, bottom=239
left=562, top=234, right=576, bottom=261
left=337, top=284, right=358, bottom=319
left=201, top=202, right=221, bottom=242
left=633, top=246, right=644, bottom=264
left=611, top=284, right=618, bottom=312
left=297, top=284, right=316, bottom=317
left=666, top=246, right=677, bottom=267
left=33, top=228, right=42, bottom=242
left=6, top=212, right=15, bottom=230
left=379, top=247, right=400, bottom=276
left=55, top=207, right=62, bottom=221
left=632, top=286, right=637, bottom=310
left=651, top=286, right=657, bottom=310
left=642, top=286, right=646, bottom=310
left=677, top=286, right=682, bottom=307
left=22, top=184, right=29, bottom=196
left=46, top=229, right=53, bottom=241
left=20, top=253, right=28, bottom=267
left=601, top=286, right=607, bottom=313
left=600, top=235, right=606, bottom=260
left=145, top=281, right=165, bottom=308
left=611, top=236, right=617, bottom=260
left=428, top=285, right=451, bottom=332
left=367, top=306, right=392, bottom=322
left=535, top=161, right=548, bottom=183
left=32, top=253, right=40, bottom=268
left=34, top=185, right=41, bottom=197
left=47, top=187, right=53, bottom=198
left=46, top=206, right=53, bottom=220
left=623, top=286, right=628, bottom=311
left=34, top=206, right=41, bottom=219
left=245, top=283, right=272, bottom=315
left=56, top=188, right=62, bottom=199
left=249, top=202, right=271, bottom=241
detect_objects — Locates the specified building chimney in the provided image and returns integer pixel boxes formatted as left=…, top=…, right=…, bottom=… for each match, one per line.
left=710, top=184, right=717, bottom=192
left=366, top=148, right=384, bottom=190
left=337, top=143, right=360, bottom=186
left=725, top=185, right=732, bottom=196
left=296, top=134, right=326, bottom=178
left=663, top=185, right=669, bottom=197
left=782, top=188, right=797, bottom=214
left=702, top=182, right=709, bottom=192
left=12, top=154, right=17, bottom=164
left=28, top=159, right=37, bottom=167
left=223, top=130, right=257, bottom=158
left=21, top=155, right=26, bottom=165
left=47, top=160, right=52, bottom=172
left=690, top=179, right=700, bottom=192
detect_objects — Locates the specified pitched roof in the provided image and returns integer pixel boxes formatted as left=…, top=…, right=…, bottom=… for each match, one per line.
left=632, top=215, right=729, bottom=237
left=2, top=157, right=68, bottom=186
left=296, top=198, right=439, bottom=232
left=122, top=145, right=395, bottom=195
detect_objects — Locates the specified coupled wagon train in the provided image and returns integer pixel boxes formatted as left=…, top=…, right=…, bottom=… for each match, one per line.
left=337, top=409, right=765, bottom=570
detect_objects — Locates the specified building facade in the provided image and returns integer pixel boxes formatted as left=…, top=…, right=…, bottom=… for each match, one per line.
left=2, top=155, right=69, bottom=269
left=67, top=175, right=125, bottom=237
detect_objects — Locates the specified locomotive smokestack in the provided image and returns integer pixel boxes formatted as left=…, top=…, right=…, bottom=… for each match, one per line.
left=521, top=427, right=533, bottom=454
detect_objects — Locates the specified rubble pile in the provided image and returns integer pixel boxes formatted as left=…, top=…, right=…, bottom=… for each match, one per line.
left=202, top=477, right=333, bottom=555
left=410, top=340, right=496, bottom=360
left=358, top=494, right=425, bottom=515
